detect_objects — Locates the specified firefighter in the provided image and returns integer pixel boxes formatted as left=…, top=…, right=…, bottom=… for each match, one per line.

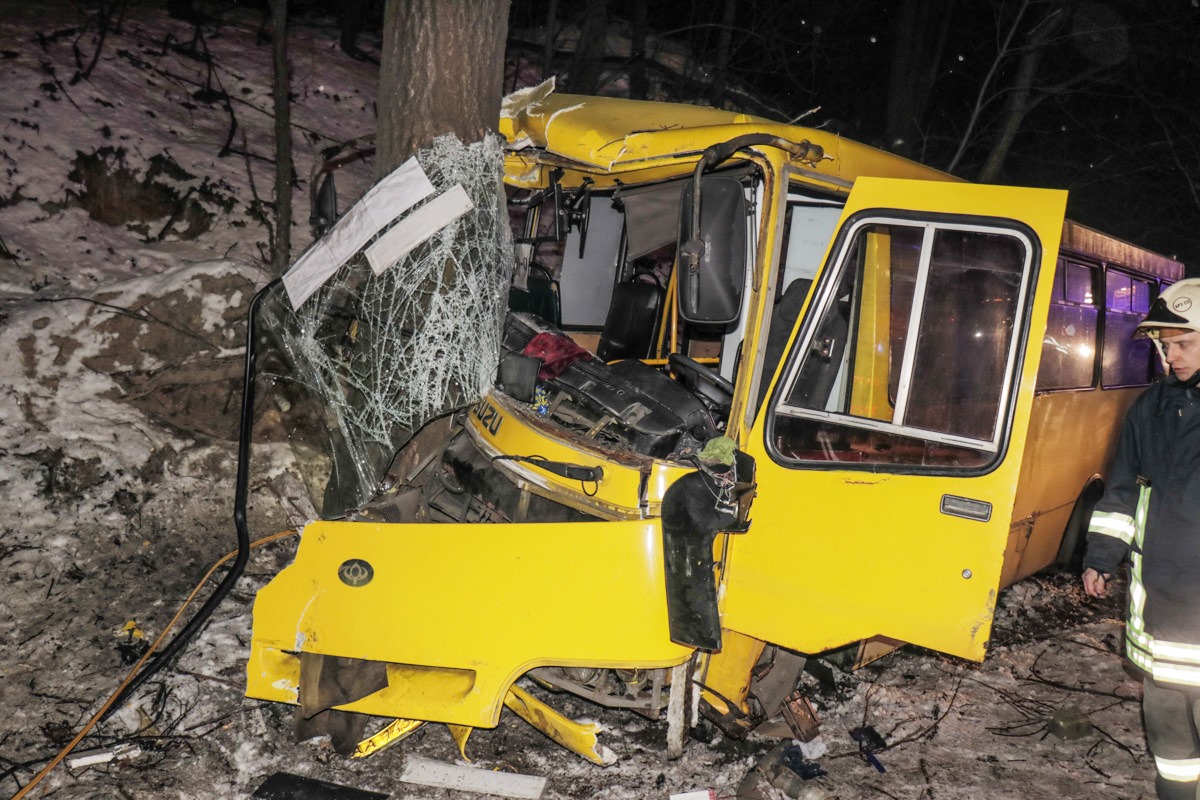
left=1083, top=277, right=1200, bottom=800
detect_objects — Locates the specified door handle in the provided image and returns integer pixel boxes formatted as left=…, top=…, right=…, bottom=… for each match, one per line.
left=940, top=494, right=992, bottom=522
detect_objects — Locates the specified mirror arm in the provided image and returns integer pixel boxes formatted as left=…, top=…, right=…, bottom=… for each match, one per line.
left=512, top=168, right=565, bottom=245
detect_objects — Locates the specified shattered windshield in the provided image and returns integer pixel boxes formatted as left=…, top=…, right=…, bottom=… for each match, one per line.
left=260, top=136, right=513, bottom=515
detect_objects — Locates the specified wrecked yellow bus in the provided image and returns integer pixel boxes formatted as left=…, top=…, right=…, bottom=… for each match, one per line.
left=245, top=90, right=1183, bottom=762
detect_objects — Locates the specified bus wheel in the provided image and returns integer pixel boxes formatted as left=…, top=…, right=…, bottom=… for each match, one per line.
left=1054, top=479, right=1104, bottom=569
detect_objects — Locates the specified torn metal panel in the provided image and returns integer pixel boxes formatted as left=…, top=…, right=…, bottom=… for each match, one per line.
left=503, top=685, right=616, bottom=767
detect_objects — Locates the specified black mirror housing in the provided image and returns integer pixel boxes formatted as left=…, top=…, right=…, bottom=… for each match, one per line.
left=677, top=176, right=747, bottom=325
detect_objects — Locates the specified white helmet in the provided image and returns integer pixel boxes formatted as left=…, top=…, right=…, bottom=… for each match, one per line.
left=1136, top=278, right=1200, bottom=337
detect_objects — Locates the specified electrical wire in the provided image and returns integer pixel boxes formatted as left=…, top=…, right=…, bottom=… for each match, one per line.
left=9, top=528, right=299, bottom=800
left=100, top=280, right=277, bottom=719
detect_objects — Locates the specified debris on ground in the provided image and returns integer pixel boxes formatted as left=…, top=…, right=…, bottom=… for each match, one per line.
left=849, top=725, right=887, bottom=772
left=398, top=755, right=547, bottom=799
left=736, top=741, right=829, bottom=800
left=251, top=772, right=389, bottom=799
left=64, top=742, right=142, bottom=771
left=1047, top=705, right=1095, bottom=740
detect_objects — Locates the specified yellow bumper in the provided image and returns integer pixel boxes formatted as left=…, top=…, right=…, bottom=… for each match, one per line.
left=247, top=518, right=692, bottom=728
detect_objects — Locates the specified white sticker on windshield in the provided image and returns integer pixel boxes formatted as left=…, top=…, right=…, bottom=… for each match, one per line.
left=283, top=156, right=434, bottom=308
left=364, top=184, right=475, bottom=276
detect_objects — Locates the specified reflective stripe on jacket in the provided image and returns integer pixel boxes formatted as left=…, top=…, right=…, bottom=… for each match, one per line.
left=1085, top=377, right=1200, bottom=689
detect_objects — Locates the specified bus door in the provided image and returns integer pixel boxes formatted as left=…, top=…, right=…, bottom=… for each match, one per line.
left=724, top=177, right=1066, bottom=661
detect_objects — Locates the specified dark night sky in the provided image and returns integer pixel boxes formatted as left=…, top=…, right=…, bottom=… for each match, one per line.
left=505, top=0, right=1200, bottom=271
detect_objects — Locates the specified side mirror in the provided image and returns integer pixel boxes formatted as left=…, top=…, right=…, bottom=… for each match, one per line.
left=310, top=172, right=338, bottom=239
left=677, top=176, right=747, bottom=325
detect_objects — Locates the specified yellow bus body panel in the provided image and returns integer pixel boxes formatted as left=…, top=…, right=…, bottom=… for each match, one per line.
left=1002, top=386, right=1139, bottom=585
left=501, top=92, right=950, bottom=187
left=247, top=518, right=692, bottom=727
left=726, top=177, right=1068, bottom=662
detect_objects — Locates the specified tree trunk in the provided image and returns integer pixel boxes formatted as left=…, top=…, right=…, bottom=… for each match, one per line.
left=976, top=4, right=1065, bottom=183
left=564, top=2, right=608, bottom=95
left=376, top=0, right=512, bottom=174
left=707, top=0, right=737, bottom=109
left=628, top=1, right=648, bottom=99
left=975, top=42, right=1042, bottom=183
left=542, top=0, right=558, bottom=86
left=270, top=0, right=292, bottom=274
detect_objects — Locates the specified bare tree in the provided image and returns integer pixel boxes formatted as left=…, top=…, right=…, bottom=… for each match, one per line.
left=947, top=0, right=1126, bottom=182
left=541, top=0, right=558, bottom=83
left=627, top=1, right=648, bottom=99
left=269, top=0, right=292, bottom=273
left=706, top=0, right=738, bottom=108
left=564, top=2, right=609, bottom=95
left=376, top=0, right=512, bottom=173
left=884, top=0, right=956, bottom=160
left=974, top=1, right=1072, bottom=182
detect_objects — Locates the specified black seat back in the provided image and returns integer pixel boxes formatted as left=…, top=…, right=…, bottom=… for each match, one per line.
left=508, top=264, right=561, bottom=327
left=756, top=278, right=812, bottom=410
left=596, top=280, right=664, bottom=362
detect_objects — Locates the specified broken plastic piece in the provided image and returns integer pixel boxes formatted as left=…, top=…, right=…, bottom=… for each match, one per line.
left=503, top=684, right=616, bottom=766
left=448, top=723, right=474, bottom=761
left=850, top=726, right=887, bottom=773
left=399, top=755, right=546, bottom=799
left=65, top=742, right=141, bottom=770
left=351, top=717, right=424, bottom=758
left=669, top=791, right=717, bottom=800
left=850, top=725, right=885, bottom=750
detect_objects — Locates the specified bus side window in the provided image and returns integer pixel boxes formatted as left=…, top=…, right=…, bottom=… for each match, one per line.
left=1102, top=270, right=1157, bottom=387
left=1036, top=259, right=1099, bottom=391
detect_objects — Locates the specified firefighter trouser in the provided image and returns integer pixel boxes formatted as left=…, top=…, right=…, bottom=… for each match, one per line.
left=1144, top=677, right=1200, bottom=799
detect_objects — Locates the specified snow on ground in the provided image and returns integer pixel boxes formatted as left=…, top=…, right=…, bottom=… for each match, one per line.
left=0, top=3, right=1157, bottom=799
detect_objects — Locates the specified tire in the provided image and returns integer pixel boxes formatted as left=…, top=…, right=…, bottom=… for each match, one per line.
left=1055, top=478, right=1104, bottom=569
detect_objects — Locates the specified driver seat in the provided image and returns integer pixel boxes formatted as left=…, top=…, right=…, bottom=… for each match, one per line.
left=596, top=278, right=664, bottom=362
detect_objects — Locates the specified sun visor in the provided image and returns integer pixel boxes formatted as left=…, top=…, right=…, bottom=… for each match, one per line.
left=621, top=184, right=684, bottom=261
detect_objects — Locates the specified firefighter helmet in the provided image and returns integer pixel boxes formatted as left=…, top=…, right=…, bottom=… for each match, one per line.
left=1136, top=278, right=1200, bottom=337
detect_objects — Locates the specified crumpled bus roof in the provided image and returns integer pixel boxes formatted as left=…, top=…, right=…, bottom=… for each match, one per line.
left=499, top=84, right=951, bottom=186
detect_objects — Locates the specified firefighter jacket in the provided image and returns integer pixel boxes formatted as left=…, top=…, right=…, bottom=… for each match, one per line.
left=1085, top=375, right=1200, bottom=688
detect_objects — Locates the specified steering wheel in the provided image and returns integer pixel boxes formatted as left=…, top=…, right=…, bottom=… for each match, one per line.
left=668, top=353, right=735, bottom=416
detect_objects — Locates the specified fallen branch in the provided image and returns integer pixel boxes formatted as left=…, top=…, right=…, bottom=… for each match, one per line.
left=118, top=359, right=244, bottom=402
left=1026, top=647, right=1138, bottom=703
